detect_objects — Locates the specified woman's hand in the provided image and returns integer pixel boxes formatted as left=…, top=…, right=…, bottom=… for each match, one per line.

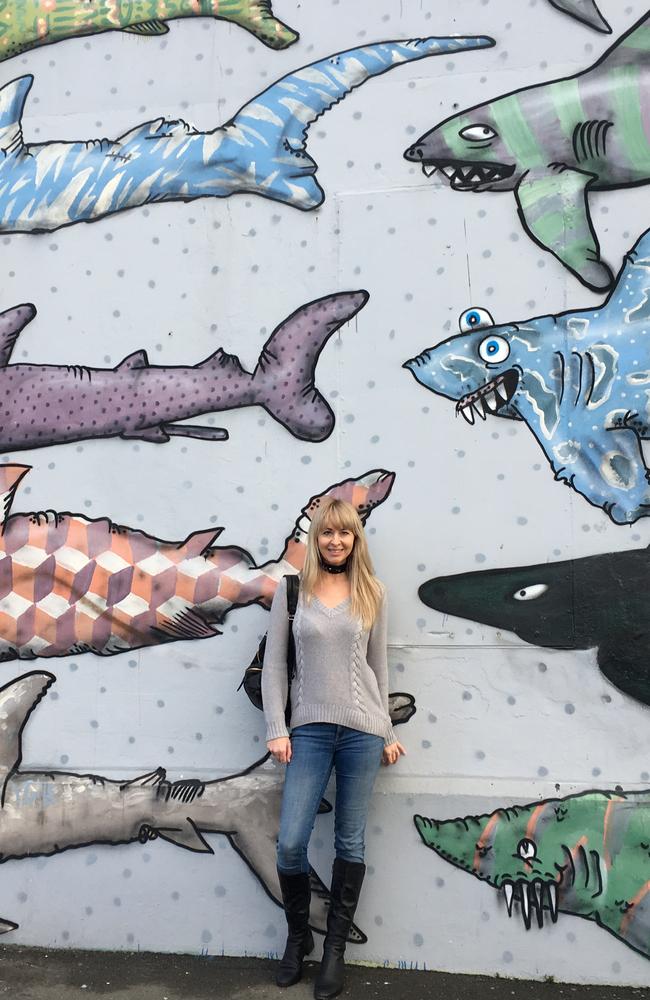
left=267, top=736, right=292, bottom=764
left=382, top=741, right=406, bottom=766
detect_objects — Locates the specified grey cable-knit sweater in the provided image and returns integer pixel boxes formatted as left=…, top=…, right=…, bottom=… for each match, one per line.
left=262, top=577, right=397, bottom=746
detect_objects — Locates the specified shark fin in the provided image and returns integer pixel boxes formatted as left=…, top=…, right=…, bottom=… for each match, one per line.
left=219, top=0, right=298, bottom=50
left=251, top=291, right=368, bottom=441
left=0, top=465, right=30, bottom=532
left=155, top=608, right=221, bottom=641
left=0, top=672, right=55, bottom=805
left=516, top=167, right=613, bottom=292
left=0, top=76, right=32, bottom=156
left=178, top=527, right=224, bottom=558
left=157, top=818, right=214, bottom=853
left=116, top=349, right=149, bottom=371
left=122, top=20, right=169, bottom=36
left=0, top=304, right=36, bottom=367
left=547, top=0, right=611, bottom=33
left=198, top=348, right=247, bottom=378
left=161, top=423, right=229, bottom=443
left=121, top=426, right=170, bottom=443
left=598, top=632, right=650, bottom=707
left=121, top=768, right=166, bottom=789
left=607, top=229, right=650, bottom=324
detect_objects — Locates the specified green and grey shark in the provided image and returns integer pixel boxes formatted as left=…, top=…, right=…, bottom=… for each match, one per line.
left=0, top=0, right=298, bottom=58
left=404, top=12, right=649, bottom=291
left=415, top=788, right=650, bottom=961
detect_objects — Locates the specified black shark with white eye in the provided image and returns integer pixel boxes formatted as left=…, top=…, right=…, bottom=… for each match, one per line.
left=418, top=545, right=650, bottom=709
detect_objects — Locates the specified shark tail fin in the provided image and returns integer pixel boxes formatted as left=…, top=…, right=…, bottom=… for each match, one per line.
left=0, top=465, right=30, bottom=532
left=0, top=304, right=36, bottom=367
left=250, top=291, right=368, bottom=441
left=0, top=671, right=55, bottom=805
left=0, top=76, right=32, bottom=156
left=221, top=0, right=299, bottom=50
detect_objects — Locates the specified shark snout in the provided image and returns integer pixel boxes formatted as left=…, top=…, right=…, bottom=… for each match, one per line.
left=404, top=142, right=425, bottom=162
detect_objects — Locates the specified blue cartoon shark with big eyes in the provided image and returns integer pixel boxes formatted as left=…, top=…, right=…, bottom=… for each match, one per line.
left=404, top=229, right=650, bottom=525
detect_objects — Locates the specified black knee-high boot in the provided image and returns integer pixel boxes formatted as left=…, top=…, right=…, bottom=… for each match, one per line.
left=276, top=869, right=315, bottom=988
left=314, top=858, right=365, bottom=1000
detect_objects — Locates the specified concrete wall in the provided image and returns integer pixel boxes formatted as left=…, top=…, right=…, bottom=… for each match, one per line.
left=2, top=0, right=650, bottom=987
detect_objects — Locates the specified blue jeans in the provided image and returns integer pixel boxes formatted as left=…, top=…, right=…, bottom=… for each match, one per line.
left=276, top=723, right=384, bottom=874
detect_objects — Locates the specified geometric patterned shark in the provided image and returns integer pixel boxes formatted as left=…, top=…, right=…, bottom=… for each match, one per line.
left=547, top=0, right=611, bottom=33
left=0, top=466, right=394, bottom=660
left=415, top=786, right=650, bottom=961
left=419, top=545, right=650, bottom=708
left=404, top=228, right=650, bottom=525
left=0, top=671, right=362, bottom=940
left=0, top=35, right=495, bottom=235
left=0, top=0, right=299, bottom=59
left=404, top=13, right=648, bottom=291
left=0, top=292, right=368, bottom=449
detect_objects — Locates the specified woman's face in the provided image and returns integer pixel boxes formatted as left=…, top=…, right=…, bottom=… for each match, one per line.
left=317, top=522, right=355, bottom=567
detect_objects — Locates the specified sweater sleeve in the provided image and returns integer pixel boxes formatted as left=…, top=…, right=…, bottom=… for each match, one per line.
left=367, top=589, right=398, bottom=746
left=261, top=576, right=291, bottom=741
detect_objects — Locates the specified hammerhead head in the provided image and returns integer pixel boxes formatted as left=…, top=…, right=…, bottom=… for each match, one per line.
left=0, top=466, right=394, bottom=660
left=405, top=13, right=649, bottom=291
left=0, top=291, right=367, bottom=450
left=0, top=0, right=298, bottom=59
left=0, top=670, right=361, bottom=938
left=0, top=34, right=494, bottom=234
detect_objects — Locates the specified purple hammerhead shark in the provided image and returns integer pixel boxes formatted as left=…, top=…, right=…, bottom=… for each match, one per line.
left=0, top=291, right=367, bottom=449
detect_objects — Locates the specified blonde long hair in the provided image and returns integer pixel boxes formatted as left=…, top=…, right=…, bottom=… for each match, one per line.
left=301, top=498, right=383, bottom=630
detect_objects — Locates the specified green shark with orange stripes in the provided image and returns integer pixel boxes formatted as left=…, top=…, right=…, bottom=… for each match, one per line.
left=415, top=789, right=650, bottom=960
left=405, top=12, right=650, bottom=292
left=0, top=0, right=298, bottom=60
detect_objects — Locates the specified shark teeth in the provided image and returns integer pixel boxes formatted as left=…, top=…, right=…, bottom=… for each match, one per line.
left=501, top=879, right=560, bottom=930
left=456, top=368, right=519, bottom=426
left=420, top=160, right=516, bottom=190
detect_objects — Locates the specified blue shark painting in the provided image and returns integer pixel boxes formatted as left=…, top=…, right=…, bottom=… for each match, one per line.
left=405, top=228, right=650, bottom=525
left=0, top=34, right=494, bottom=235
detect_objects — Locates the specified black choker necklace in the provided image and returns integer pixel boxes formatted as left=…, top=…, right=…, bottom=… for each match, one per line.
left=320, top=559, right=348, bottom=575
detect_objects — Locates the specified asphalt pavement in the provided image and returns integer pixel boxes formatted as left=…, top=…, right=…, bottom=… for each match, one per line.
left=1, top=947, right=649, bottom=1000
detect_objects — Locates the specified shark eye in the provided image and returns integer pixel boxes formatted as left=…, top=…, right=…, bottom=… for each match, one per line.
left=513, top=584, right=548, bottom=602
left=517, top=838, right=537, bottom=861
left=478, top=334, right=510, bottom=363
left=459, top=125, right=497, bottom=142
left=459, top=308, right=494, bottom=333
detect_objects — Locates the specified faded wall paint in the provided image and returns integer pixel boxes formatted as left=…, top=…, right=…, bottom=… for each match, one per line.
left=2, top=0, right=650, bottom=989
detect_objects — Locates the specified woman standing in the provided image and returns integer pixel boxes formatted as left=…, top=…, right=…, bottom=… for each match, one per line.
left=262, top=497, right=405, bottom=999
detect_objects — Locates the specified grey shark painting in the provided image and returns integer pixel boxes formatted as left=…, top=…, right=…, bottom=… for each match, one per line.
left=0, top=670, right=358, bottom=939
left=0, top=34, right=494, bottom=235
left=404, top=13, right=648, bottom=290
left=419, top=545, right=650, bottom=709
left=404, top=228, right=650, bottom=525
left=0, top=292, right=367, bottom=450
left=415, top=786, right=650, bottom=961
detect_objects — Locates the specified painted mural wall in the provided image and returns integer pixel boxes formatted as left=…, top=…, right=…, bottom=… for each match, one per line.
left=3, top=0, right=650, bottom=988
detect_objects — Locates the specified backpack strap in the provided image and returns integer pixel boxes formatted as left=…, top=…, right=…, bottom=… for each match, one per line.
left=285, top=574, right=299, bottom=620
